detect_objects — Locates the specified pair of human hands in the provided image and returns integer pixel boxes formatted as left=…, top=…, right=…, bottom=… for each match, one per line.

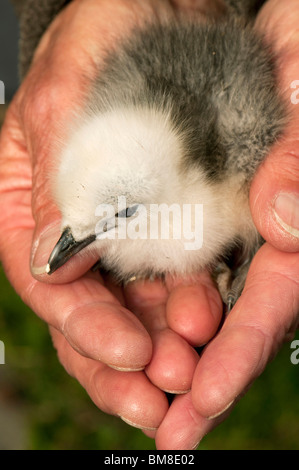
left=0, top=0, right=298, bottom=450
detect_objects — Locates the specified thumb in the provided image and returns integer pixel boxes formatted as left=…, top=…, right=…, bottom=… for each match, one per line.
left=250, top=121, right=299, bottom=253
left=251, top=0, right=299, bottom=253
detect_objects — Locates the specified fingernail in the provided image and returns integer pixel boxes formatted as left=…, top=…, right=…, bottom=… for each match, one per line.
left=31, top=223, right=61, bottom=275
left=107, top=364, right=145, bottom=372
left=162, top=388, right=190, bottom=395
left=120, top=415, right=158, bottom=432
left=206, top=399, right=235, bottom=420
left=191, top=441, right=200, bottom=451
left=273, top=193, right=299, bottom=238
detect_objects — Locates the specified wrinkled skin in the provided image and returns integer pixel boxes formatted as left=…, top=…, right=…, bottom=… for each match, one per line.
left=0, top=0, right=298, bottom=450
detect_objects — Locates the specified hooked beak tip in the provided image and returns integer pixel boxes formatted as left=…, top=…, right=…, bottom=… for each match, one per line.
left=45, top=263, right=51, bottom=274
left=47, top=227, right=96, bottom=275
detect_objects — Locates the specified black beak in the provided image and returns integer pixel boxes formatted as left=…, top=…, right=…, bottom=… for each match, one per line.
left=46, top=227, right=96, bottom=274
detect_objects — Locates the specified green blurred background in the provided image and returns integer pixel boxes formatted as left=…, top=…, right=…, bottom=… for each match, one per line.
left=0, top=259, right=298, bottom=450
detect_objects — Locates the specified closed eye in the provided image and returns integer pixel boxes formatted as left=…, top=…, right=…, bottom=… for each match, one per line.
left=115, top=205, right=139, bottom=218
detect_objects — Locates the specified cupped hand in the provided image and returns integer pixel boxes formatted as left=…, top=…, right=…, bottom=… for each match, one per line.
left=0, top=0, right=222, bottom=445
